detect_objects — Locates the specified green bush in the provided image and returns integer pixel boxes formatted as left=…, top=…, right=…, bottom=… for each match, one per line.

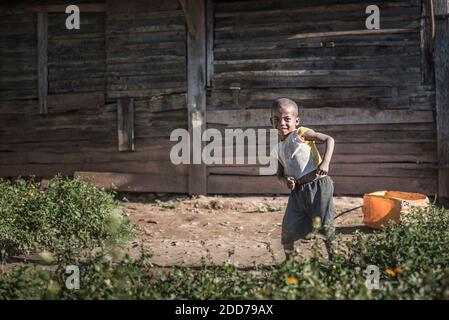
left=0, top=176, right=135, bottom=259
left=1, top=203, right=448, bottom=300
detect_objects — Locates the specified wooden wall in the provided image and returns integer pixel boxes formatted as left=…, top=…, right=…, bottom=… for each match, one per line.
left=206, top=0, right=438, bottom=195
left=0, top=0, right=189, bottom=193
left=104, top=0, right=188, bottom=192
left=0, top=0, right=441, bottom=196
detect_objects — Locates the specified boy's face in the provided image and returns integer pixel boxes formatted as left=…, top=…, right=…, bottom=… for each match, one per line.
left=270, top=105, right=300, bottom=139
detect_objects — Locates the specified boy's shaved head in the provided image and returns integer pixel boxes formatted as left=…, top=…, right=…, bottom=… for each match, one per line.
left=272, top=98, right=299, bottom=117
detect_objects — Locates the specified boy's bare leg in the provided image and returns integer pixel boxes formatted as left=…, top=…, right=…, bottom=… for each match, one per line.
left=283, top=243, right=294, bottom=260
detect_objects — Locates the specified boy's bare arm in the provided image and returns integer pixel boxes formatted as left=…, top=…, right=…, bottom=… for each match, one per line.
left=277, top=162, right=296, bottom=190
left=277, top=161, right=286, bottom=183
left=302, top=129, right=335, bottom=175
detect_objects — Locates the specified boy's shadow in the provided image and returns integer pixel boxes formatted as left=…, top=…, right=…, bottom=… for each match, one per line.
left=335, top=225, right=375, bottom=235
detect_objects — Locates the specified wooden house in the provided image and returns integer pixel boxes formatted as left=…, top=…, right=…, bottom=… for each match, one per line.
left=0, top=0, right=448, bottom=203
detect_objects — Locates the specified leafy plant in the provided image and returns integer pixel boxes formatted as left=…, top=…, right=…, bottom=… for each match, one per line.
left=1, top=203, right=448, bottom=300
left=0, top=176, right=135, bottom=260
left=155, top=199, right=177, bottom=210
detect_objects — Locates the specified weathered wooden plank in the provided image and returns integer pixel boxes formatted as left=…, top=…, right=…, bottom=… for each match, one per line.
left=0, top=128, right=112, bottom=144
left=334, top=176, right=437, bottom=195
left=434, top=0, right=449, bottom=205
left=0, top=111, right=115, bottom=129
left=0, top=90, right=38, bottom=101
left=0, top=152, right=187, bottom=174
left=208, top=86, right=418, bottom=102
left=207, top=175, right=436, bottom=195
left=75, top=171, right=188, bottom=193
left=106, top=0, right=180, bottom=15
left=188, top=124, right=437, bottom=143
left=37, top=11, right=48, bottom=114
left=0, top=142, right=180, bottom=162
left=215, top=21, right=419, bottom=40
left=215, top=32, right=421, bottom=48
left=208, top=163, right=437, bottom=178
left=106, top=30, right=185, bottom=45
left=207, top=86, right=434, bottom=110
left=49, top=68, right=106, bottom=81
left=217, top=141, right=435, bottom=156
left=213, top=75, right=421, bottom=88
left=207, top=108, right=434, bottom=127
left=133, top=93, right=187, bottom=112
left=109, top=74, right=186, bottom=86
left=215, top=5, right=419, bottom=27
left=185, top=0, right=207, bottom=195
left=216, top=8, right=419, bottom=27
left=0, top=99, right=38, bottom=114
left=47, top=92, right=104, bottom=114
left=106, top=16, right=185, bottom=31
left=215, top=1, right=420, bottom=17
left=107, top=40, right=185, bottom=52
left=108, top=82, right=186, bottom=92
left=117, top=98, right=135, bottom=152
left=107, top=9, right=183, bottom=21
left=49, top=79, right=106, bottom=94
left=30, top=4, right=106, bottom=13
left=108, top=46, right=185, bottom=59
left=214, top=46, right=420, bottom=63
left=213, top=55, right=421, bottom=72
left=107, top=87, right=187, bottom=99
left=48, top=16, right=105, bottom=37
left=214, top=68, right=421, bottom=79
left=107, top=58, right=184, bottom=72
left=0, top=137, right=175, bottom=154
left=210, top=152, right=435, bottom=166
left=0, top=140, right=116, bottom=153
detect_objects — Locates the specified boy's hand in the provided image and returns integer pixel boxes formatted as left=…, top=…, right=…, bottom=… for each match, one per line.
left=286, top=176, right=296, bottom=190
left=317, top=161, right=329, bottom=176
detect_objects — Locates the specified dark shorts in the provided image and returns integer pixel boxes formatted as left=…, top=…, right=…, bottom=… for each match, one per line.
left=281, top=175, right=335, bottom=245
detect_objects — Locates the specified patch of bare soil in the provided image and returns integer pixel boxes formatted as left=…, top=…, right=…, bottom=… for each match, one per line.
left=124, top=195, right=370, bottom=268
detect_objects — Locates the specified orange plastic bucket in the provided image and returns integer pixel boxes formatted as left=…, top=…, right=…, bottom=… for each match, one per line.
left=362, top=191, right=429, bottom=229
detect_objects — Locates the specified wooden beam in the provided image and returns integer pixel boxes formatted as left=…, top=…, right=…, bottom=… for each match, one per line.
left=185, top=0, right=207, bottom=195
left=75, top=171, right=188, bottom=193
left=206, top=0, right=214, bottom=87
left=117, top=98, right=135, bottom=152
left=420, top=0, right=433, bottom=85
left=37, top=11, right=48, bottom=115
left=434, top=0, right=449, bottom=206
left=178, top=0, right=196, bottom=36
left=287, top=28, right=415, bottom=41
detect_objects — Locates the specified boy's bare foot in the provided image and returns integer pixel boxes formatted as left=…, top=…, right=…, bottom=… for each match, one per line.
left=284, top=249, right=293, bottom=261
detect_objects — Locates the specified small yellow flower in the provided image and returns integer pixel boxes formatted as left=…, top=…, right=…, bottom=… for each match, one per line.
left=27, top=191, right=33, bottom=197
left=286, top=276, right=299, bottom=286
left=395, top=267, right=402, bottom=274
left=385, top=268, right=396, bottom=277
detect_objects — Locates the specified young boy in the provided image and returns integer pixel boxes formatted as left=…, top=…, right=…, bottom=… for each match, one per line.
left=270, top=98, right=335, bottom=260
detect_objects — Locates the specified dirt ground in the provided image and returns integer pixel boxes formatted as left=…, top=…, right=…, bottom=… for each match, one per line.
left=124, top=195, right=372, bottom=267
